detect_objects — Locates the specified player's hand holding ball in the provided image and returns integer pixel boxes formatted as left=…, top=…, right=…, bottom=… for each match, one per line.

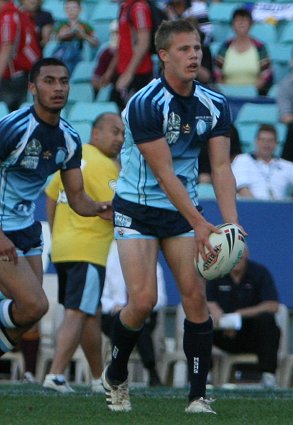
left=196, top=223, right=246, bottom=280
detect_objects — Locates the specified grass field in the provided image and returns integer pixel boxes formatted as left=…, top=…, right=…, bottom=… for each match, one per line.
left=0, top=383, right=292, bottom=425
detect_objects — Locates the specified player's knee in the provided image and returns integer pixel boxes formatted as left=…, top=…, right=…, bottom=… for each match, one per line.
left=24, top=295, right=49, bottom=324
left=132, top=293, right=156, bottom=317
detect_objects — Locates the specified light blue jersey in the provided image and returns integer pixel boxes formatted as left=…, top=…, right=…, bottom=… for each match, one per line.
left=0, top=106, right=82, bottom=231
left=116, top=76, right=231, bottom=210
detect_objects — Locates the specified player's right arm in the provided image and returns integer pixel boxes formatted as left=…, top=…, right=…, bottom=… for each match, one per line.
left=137, top=138, right=219, bottom=260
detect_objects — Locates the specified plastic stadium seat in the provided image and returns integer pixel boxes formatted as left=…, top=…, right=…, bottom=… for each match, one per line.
left=42, top=40, right=58, bottom=58
left=68, top=101, right=119, bottom=124
left=208, top=3, right=242, bottom=23
left=235, top=103, right=279, bottom=125
left=70, top=60, right=96, bottom=83
left=71, top=122, right=92, bottom=144
left=90, top=2, right=119, bottom=22
left=217, top=84, right=258, bottom=98
left=0, top=101, right=9, bottom=119
left=279, top=21, right=293, bottom=44
left=250, top=23, right=277, bottom=44
left=68, top=83, right=94, bottom=104
left=95, top=84, right=113, bottom=102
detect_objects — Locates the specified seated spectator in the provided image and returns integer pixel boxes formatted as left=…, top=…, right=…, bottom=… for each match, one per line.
left=52, top=0, right=99, bottom=75
left=214, top=8, right=273, bottom=96
left=20, top=0, right=54, bottom=51
left=231, top=123, right=293, bottom=200
left=91, top=20, right=118, bottom=98
left=101, top=241, right=167, bottom=386
left=207, top=247, right=280, bottom=388
left=276, top=51, right=293, bottom=162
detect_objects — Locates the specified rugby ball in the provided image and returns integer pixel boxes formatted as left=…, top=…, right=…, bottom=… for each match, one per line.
left=196, top=223, right=245, bottom=280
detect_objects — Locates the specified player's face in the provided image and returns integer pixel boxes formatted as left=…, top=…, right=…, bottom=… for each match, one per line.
left=93, top=115, right=124, bottom=158
left=30, top=65, right=70, bottom=113
left=159, top=31, right=203, bottom=84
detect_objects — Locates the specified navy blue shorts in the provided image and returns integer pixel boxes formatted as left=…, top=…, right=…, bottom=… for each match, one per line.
left=4, top=221, right=43, bottom=256
left=113, top=195, right=202, bottom=239
left=54, top=262, right=105, bottom=315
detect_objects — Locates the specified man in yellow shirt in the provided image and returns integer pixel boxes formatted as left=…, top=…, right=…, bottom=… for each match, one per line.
left=43, top=112, right=124, bottom=393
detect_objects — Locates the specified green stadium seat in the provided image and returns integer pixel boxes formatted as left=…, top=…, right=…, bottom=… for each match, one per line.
left=68, top=101, right=119, bottom=124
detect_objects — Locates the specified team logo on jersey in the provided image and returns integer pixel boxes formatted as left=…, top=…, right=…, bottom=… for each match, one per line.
left=20, top=156, right=39, bottom=169
left=43, top=150, right=52, bottom=160
left=25, top=139, right=42, bottom=156
left=55, top=148, right=67, bottom=164
left=195, top=116, right=213, bottom=135
left=166, top=112, right=180, bottom=145
left=182, top=124, right=191, bottom=134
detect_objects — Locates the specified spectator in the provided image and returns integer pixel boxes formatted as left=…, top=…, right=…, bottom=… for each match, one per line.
left=43, top=113, right=124, bottom=393
left=52, top=0, right=98, bottom=75
left=101, top=241, right=167, bottom=387
left=0, top=0, right=41, bottom=111
left=99, top=0, right=154, bottom=111
left=0, top=57, right=112, bottom=366
left=91, top=20, right=118, bottom=98
left=231, top=123, right=293, bottom=200
left=19, top=0, right=54, bottom=51
left=207, top=247, right=281, bottom=388
left=276, top=52, right=293, bottom=163
left=214, top=8, right=273, bottom=96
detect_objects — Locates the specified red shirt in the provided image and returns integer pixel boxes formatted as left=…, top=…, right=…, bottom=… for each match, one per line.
left=0, top=1, right=41, bottom=79
left=118, top=0, right=153, bottom=75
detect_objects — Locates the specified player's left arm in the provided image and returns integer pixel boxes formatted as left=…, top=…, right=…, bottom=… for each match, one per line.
left=60, top=168, right=112, bottom=219
left=208, top=135, right=241, bottom=226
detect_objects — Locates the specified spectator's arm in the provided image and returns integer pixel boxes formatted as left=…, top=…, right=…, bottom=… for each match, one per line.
left=236, top=301, right=279, bottom=318
left=0, top=43, right=13, bottom=79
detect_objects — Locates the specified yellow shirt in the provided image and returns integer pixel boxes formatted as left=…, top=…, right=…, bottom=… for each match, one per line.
left=45, top=144, right=119, bottom=266
left=223, top=45, right=260, bottom=85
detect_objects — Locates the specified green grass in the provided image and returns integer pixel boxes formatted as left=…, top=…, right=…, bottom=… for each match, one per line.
left=0, top=384, right=292, bottom=425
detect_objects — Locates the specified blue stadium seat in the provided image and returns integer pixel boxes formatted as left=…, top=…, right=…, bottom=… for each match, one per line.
left=217, top=84, right=258, bottom=98
left=279, top=21, right=293, bottom=44
left=0, top=101, right=9, bottom=119
left=68, top=83, right=94, bottom=104
left=235, top=103, right=279, bottom=126
left=68, top=101, right=119, bottom=124
left=71, top=122, right=92, bottom=144
left=70, top=60, right=96, bottom=83
left=208, top=3, right=243, bottom=23
left=250, top=23, right=277, bottom=44
left=96, top=84, right=113, bottom=102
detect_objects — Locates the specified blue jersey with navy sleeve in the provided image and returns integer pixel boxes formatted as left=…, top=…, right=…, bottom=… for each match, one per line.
left=116, top=76, right=231, bottom=210
left=0, top=106, right=82, bottom=231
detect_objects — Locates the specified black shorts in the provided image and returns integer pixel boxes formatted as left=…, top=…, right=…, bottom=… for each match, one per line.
left=54, top=262, right=105, bottom=315
left=113, top=195, right=202, bottom=239
left=4, top=221, right=43, bottom=256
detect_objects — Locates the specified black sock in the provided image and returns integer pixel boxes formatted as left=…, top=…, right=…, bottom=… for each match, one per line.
left=183, top=316, right=213, bottom=401
left=107, top=313, right=143, bottom=383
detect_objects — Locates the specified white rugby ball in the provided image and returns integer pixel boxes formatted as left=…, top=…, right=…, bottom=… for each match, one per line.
left=196, top=223, right=245, bottom=280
